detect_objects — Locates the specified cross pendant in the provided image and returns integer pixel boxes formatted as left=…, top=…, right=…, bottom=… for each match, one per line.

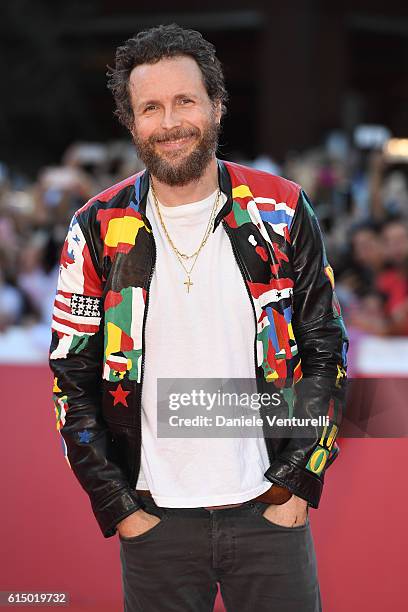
left=184, top=276, right=193, bottom=293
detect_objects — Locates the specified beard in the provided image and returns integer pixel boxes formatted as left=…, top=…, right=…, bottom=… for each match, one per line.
left=132, top=113, right=220, bottom=186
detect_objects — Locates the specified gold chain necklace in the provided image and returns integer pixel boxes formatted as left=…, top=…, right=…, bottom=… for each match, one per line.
left=151, top=184, right=221, bottom=293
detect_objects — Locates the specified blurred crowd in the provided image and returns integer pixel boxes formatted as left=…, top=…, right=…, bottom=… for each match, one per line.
left=1, top=129, right=408, bottom=358
left=0, top=141, right=144, bottom=356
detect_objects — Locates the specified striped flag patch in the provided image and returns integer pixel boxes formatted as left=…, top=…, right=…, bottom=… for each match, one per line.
left=52, top=291, right=101, bottom=336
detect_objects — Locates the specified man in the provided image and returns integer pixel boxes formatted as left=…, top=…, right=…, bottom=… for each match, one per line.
left=49, top=24, right=348, bottom=612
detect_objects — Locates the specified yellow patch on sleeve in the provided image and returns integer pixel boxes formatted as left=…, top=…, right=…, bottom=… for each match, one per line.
left=105, top=216, right=147, bottom=247
left=324, top=265, right=335, bottom=289
left=326, top=424, right=338, bottom=450
left=105, top=322, right=123, bottom=357
left=232, top=185, right=254, bottom=200
left=53, top=377, right=61, bottom=393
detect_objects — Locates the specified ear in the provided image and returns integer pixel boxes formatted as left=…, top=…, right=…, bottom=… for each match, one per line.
left=129, top=120, right=137, bottom=140
left=213, top=99, right=222, bottom=124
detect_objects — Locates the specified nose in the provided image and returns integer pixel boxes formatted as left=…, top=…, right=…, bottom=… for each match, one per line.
left=160, top=104, right=182, bottom=130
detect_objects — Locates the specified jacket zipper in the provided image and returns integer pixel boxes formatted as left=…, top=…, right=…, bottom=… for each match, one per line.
left=222, top=220, right=275, bottom=465
left=130, top=222, right=157, bottom=488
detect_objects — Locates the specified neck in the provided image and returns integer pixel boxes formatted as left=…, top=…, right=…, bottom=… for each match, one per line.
left=150, top=157, right=219, bottom=206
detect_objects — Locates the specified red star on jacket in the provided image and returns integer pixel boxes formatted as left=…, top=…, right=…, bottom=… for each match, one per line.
left=109, top=383, right=130, bottom=407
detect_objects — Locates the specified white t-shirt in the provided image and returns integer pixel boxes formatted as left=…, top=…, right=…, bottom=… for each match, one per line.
left=135, top=186, right=272, bottom=506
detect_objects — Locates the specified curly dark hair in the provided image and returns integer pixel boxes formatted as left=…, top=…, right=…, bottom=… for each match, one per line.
left=106, top=23, right=228, bottom=130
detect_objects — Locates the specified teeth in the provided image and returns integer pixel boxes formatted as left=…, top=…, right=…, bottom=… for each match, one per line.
left=161, top=137, right=190, bottom=144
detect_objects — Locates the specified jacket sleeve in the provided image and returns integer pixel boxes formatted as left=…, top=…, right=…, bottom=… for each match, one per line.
left=49, top=211, right=143, bottom=538
left=264, top=189, right=349, bottom=508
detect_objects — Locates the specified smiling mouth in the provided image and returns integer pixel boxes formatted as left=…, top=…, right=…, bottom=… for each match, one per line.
left=156, top=135, right=196, bottom=149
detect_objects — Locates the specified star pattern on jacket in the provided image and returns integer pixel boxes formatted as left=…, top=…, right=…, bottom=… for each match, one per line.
left=109, top=383, right=131, bottom=407
left=78, top=429, right=92, bottom=443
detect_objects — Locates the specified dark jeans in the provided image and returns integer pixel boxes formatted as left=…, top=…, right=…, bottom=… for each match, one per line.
left=119, top=494, right=322, bottom=612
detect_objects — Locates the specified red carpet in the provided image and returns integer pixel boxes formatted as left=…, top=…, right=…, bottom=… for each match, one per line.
left=1, top=365, right=406, bottom=611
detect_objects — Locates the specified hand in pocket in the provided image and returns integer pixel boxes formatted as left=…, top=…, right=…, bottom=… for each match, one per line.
left=117, top=508, right=161, bottom=539
left=263, top=495, right=308, bottom=528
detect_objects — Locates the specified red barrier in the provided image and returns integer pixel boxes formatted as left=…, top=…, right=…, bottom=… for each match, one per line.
left=1, top=365, right=406, bottom=611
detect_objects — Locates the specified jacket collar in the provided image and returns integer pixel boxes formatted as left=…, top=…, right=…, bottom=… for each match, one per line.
left=135, top=158, right=233, bottom=230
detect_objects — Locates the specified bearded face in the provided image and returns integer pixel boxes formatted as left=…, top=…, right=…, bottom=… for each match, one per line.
left=129, top=56, right=222, bottom=186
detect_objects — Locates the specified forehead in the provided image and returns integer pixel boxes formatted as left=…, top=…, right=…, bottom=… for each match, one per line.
left=129, top=55, right=208, bottom=103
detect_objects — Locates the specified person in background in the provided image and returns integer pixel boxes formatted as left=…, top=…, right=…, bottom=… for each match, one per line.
left=377, top=217, right=408, bottom=335
left=0, top=267, right=24, bottom=331
left=335, top=220, right=389, bottom=334
left=349, top=222, right=385, bottom=287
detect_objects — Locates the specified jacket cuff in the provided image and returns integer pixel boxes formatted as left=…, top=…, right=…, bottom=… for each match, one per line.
left=264, top=458, right=323, bottom=509
left=94, top=488, right=144, bottom=538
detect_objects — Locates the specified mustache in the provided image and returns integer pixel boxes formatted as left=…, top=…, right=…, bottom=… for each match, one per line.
left=149, top=127, right=200, bottom=144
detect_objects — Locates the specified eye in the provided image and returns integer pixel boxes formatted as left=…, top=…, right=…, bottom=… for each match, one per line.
left=179, top=98, right=193, bottom=105
left=144, top=104, right=157, bottom=113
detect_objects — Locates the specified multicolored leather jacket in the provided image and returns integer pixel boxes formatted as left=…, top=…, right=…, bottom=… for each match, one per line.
left=49, top=159, right=348, bottom=538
